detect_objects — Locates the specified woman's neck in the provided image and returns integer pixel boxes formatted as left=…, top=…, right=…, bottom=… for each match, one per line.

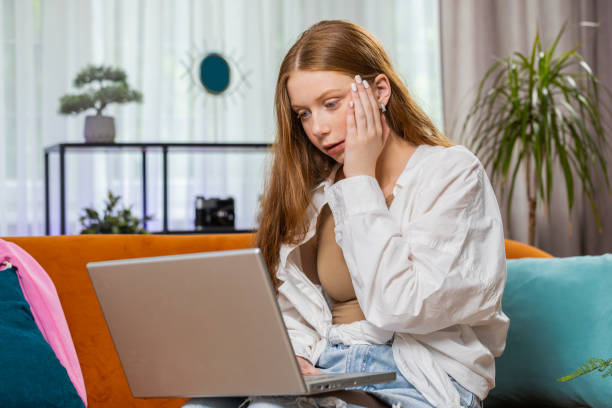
left=375, top=131, right=417, bottom=196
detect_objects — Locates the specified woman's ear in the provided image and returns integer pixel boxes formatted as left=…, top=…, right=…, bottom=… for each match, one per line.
left=373, top=74, right=391, bottom=105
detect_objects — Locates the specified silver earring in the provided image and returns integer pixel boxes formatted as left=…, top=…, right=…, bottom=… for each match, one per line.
left=380, top=103, right=386, bottom=113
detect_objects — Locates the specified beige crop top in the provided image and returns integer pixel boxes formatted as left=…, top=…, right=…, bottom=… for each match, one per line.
left=300, top=177, right=394, bottom=325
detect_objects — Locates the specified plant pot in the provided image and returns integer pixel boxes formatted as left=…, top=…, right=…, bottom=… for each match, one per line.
left=84, top=115, right=115, bottom=143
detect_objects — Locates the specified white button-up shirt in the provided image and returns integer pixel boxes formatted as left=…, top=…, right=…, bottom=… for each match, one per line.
left=275, top=144, right=509, bottom=408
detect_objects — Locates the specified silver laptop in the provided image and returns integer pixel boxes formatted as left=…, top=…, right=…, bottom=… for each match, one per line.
left=87, top=248, right=395, bottom=398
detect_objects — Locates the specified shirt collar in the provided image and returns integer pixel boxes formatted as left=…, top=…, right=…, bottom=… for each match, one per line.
left=312, top=163, right=341, bottom=192
left=393, top=143, right=426, bottom=189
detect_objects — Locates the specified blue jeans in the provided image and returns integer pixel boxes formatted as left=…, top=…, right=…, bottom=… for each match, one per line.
left=183, top=343, right=481, bottom=407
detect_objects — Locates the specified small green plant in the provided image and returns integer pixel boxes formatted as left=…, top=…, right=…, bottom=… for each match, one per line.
left=462, top=24, right=610, bottom=246
left=557, top=358, right=612, bottom=382
left=79, top=191, right=151, bottom=234
left=59, top=65, right=142, bottom=116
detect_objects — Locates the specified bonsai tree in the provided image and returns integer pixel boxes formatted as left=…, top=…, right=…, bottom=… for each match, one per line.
left=462, top=25, right=610, bottom=245
left=59, top=65, right=142, bottom=116
left=79, top=191, right=151, bottom=234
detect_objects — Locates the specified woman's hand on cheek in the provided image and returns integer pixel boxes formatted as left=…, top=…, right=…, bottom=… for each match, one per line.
left=343, top=76, right=390, bottom=178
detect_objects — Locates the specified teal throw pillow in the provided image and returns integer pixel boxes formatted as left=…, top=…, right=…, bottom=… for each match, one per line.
left=0, top=267, right=85, bottom=408
left=487, top=254, right=612, bottom=407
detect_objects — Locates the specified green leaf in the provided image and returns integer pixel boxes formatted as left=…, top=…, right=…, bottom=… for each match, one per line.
left=579, top=60, right=593, bottom=75
left=74, top=65, right=127, bottom=87
left=59, top=93, right=96, bottom=115
left=551, top=109, right=574, bottom=209
left=546, top=21, right=567, bottom=68
left=85, top=208, right=99, bottom=220
left=557, top=358, right=612, bottom=382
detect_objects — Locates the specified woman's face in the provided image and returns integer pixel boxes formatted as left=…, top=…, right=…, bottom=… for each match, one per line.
left=286, top=70, right=354, bottom=163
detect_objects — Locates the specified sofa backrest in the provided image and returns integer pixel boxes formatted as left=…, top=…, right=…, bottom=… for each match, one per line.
left=504, top=239, right=553, bottom=259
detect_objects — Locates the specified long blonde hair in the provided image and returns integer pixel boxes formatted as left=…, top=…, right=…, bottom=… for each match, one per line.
left=256, top=20, right=451, bottom=283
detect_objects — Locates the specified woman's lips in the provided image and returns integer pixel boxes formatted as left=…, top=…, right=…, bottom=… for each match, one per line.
left=326, top=141, right=345, bottom=155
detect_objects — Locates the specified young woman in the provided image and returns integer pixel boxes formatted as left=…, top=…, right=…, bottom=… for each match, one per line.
left=186, top=20, right=508, bottom=408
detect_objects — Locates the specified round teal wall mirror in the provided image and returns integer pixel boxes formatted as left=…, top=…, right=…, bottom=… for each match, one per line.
left=182, top=44, right=251, bottom=105
left=199, top=53, right=230, bottom=94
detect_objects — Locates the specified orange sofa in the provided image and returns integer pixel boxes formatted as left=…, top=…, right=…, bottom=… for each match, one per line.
left=2, top=234, right=550, bottom=408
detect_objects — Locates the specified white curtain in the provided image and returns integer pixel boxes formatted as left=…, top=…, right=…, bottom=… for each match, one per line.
left=0, top=0, right=443, bottom=236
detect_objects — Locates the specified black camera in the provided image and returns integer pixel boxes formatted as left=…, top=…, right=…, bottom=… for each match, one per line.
left=195, top=196, right=235, bottom=230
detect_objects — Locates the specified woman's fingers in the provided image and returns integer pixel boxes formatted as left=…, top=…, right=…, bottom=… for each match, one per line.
left=351, top=81, right=367, bottom=140
left=363, top=79, right=383, bottom=138
left=303, top=366, right=324, bottom=374
left=355, top=77, right=375, bottom=137
left=352, top=76, right=383, bottom=141
left=346, top=97, right=357, bottom=144
left=296, top=356, right=323, bottom=374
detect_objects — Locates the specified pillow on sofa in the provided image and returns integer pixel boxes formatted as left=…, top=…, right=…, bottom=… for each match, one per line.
left=0, top=266, right=85, bottom=407
left=0, top=239, right=87, bottom=405
left=487, top=254, right=612, bottom=407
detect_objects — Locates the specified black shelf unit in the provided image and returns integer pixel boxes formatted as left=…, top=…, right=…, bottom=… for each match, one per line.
left=44, top=142, right=271, bottom=235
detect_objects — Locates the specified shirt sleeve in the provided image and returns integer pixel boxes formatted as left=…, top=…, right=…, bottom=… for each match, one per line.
left=326, top=149, right=507, bottom=335
left=276, top=288, right=321, bottom=364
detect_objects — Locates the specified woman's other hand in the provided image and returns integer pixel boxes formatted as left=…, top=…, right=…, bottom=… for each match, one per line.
left=296, top=356, right=324, bottom=374
left=343, top=74, right=390, bottom=178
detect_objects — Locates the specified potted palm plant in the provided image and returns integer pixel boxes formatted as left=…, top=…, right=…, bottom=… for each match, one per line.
left=59, top=65, right=142, bottom=143
left=462, top=25, right=610, bottom=245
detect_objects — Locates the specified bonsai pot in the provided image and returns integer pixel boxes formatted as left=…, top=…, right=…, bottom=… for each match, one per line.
left=84, top=115, right=115, bottom=143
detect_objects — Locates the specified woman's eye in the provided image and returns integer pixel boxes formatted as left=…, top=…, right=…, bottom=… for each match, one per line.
left=296, top=101, right=337, bottom=120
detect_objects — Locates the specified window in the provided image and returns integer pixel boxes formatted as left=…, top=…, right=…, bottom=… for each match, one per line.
left=0, top=0, right=443, bottom=235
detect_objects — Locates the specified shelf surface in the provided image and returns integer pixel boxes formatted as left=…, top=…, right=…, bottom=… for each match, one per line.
left=45, top=142, right=272, bottom=153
